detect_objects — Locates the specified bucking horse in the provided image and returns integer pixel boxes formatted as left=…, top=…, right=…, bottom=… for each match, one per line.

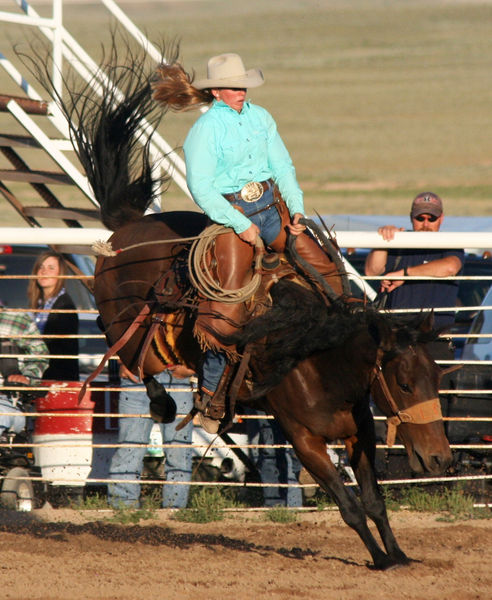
left=23, top=39, right=452, bottom=569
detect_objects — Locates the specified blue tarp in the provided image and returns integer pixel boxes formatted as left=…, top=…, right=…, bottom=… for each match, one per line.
left=315, top=215, right=492, bottom=233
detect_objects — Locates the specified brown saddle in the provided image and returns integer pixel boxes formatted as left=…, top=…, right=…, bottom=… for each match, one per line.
left=149, top=248, right=299, bottom=372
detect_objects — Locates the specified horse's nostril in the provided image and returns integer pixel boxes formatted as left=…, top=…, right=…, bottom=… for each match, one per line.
left=429, top=453, right=451, bottom=474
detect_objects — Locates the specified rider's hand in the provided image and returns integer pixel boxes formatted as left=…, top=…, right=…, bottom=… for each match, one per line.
left=286, top=213, right=306, bottom=236
left=7, top=374, right=29, bottom=385
left=238, top=223, right=260, bottom=245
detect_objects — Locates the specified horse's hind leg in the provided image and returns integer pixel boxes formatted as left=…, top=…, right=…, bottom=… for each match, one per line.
left=291, top=430, right=395, bottom=570
left=344, top=407, right=410, bottom=565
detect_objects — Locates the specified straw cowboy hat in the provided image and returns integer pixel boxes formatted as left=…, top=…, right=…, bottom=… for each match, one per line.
left=194, top=53, right=264, bottom=90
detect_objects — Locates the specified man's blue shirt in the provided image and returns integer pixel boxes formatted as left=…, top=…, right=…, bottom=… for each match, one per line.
left=385, top=248, right=464, bottom=329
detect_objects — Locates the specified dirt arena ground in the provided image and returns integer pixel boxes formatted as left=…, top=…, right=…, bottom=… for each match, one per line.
left=0, top=506, right=490, bottom=600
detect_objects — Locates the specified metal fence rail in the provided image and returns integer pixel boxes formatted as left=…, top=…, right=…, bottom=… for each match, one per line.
left=1, top=248, right=492, bottom=502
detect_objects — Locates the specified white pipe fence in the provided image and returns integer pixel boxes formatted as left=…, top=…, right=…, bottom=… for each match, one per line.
left=1, top=228, right=492, bottom=249
left=0, top=261, right=491, bottom=503
left=0, top=1, right=489, bottom=507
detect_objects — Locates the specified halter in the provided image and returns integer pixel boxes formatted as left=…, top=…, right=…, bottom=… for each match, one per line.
left=371, top=350, right=443, bottom=447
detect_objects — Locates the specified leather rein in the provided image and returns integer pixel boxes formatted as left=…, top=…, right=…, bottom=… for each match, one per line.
left=370, top=351, right=443, bottom=448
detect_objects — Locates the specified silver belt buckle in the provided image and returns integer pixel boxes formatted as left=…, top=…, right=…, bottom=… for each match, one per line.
left=240, top=181, right=264, bottom=203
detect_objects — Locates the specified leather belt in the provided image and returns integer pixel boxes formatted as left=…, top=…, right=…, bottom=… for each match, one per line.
left=223, top=178, right=274, bottom=203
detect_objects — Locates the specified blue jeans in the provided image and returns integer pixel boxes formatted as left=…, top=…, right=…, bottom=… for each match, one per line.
left=107, top=371, right=193, bottom=509
left=0, top=395, right=25, bottom=436
left=230, top=186, right=282, bottom=246
left=247, top=410, right=302, bottom=507
left=201, top=350, right=227, bottom=394
left=202, top=186, right=282, bottom=393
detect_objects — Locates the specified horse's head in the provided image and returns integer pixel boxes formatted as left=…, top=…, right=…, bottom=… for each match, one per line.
left=371, top=313, right=452, bottom=475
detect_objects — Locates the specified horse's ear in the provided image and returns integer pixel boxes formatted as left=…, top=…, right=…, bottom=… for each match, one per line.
left=369, top=317, right=394, bottom=352
left=419, top=310, right=434, bottom=333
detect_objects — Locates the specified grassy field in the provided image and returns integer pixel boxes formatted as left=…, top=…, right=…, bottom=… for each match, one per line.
left=0, top=0, right=491, bottom=225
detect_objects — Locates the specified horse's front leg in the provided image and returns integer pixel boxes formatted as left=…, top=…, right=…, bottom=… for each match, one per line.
left=345, top=405, right=410, bottom=566
left=291, top=428, right=396, bottom=570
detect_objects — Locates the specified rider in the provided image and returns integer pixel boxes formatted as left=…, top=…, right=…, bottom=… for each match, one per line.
left=152, top=53, right=345, bottom=433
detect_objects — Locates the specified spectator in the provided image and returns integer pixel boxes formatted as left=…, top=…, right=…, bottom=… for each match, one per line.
left=247, top=410, right=302, bottom=508
left=364, top=192, right=464, bottom=360
left=28, top=251, right=79, bottom=381
left=108, top=365, right=195, bottom=509
left=0, top=306, right=48, bottom=438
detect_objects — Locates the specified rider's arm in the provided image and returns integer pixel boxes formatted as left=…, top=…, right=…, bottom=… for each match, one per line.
left=262, top=106, right=304, bottom=217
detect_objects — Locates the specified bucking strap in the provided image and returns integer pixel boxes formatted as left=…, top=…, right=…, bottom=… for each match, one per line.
left=78, top=303, right=151, bottom=403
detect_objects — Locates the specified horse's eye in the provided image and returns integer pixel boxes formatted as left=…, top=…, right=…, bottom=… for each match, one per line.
left=398, top=382, right=411, bottom=393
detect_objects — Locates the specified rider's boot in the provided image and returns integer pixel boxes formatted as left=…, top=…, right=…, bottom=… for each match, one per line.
left=195, top=387, right=226, bottom=434
left=192, top=350, right=230, bottom=434
left=269, top=200, right=345, bottom=297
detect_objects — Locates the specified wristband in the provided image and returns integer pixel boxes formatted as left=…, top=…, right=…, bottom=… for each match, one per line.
left=403, top=267, right=408, bottom=277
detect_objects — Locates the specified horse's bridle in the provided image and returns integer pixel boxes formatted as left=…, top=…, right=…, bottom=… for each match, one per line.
left=371, top=353, right=443, bottom=447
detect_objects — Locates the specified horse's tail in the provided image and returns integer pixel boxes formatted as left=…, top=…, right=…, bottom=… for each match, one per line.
left=16, top=32, right=178, bottom=231
left=71, top=78, right=163, bottom=232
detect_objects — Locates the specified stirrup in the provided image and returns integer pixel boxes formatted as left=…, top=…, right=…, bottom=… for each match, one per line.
left=195, top=389, right=226, bottom=420
left=194, top=390, right=224, bottom=434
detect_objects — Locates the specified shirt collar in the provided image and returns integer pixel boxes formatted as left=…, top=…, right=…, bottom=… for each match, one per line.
left=212, top=99, right=251, bottom=115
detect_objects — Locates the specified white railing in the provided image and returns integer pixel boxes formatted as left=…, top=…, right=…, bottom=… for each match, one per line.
left=0, top=259, right=491, bottom=503
left=1, top=227, right=491, bottom=249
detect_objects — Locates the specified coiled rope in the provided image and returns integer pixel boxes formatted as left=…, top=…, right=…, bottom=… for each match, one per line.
left=188, top=223, right=265, bottom=303
left=93, top=224, right=264, bottom=303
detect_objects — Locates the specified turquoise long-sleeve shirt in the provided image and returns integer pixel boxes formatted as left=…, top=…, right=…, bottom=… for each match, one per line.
left=183, top=100, right=304, bottom=234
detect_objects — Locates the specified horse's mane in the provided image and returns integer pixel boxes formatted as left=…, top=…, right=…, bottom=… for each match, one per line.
left=15, top=31, right=178, bottom=231
left=231, top=279, right=438, bottom=395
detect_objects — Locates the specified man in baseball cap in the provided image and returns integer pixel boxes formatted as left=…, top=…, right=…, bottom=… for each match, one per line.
left=364, top=192, right=464, bottom=361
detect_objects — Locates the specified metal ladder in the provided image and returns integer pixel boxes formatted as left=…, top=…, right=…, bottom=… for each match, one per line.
left=0, top=0, right=189, bottom=233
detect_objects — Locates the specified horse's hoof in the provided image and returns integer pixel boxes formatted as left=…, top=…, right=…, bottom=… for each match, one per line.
left=149, top=396, right=177, bottom=424
left=145, top=377, right=177, bottom=423
left=393, top=555, right=414, bottom=567
left=373, top=555, right=412, bottom=571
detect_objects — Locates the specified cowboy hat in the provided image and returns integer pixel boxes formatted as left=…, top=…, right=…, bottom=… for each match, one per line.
left=194, top=53, right=264, bottom=90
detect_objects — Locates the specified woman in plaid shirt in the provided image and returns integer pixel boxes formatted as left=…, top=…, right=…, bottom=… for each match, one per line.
left=0, top=308, right=48, bottom=437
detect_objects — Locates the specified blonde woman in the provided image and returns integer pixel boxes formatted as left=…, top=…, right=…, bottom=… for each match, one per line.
left=28, top=252, right=79, bottom=381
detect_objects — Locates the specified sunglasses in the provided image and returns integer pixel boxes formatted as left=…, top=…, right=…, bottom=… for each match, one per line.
left=414, top=214, right=438, bottom=223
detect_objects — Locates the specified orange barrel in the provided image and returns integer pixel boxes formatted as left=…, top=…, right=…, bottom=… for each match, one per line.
left=33, top=381, right=95, bottom=487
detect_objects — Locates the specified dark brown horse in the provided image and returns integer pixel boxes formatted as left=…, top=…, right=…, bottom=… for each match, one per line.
left=42, top=48, right=452, bottom=569
left=92, top=212, right=451, bottom=569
